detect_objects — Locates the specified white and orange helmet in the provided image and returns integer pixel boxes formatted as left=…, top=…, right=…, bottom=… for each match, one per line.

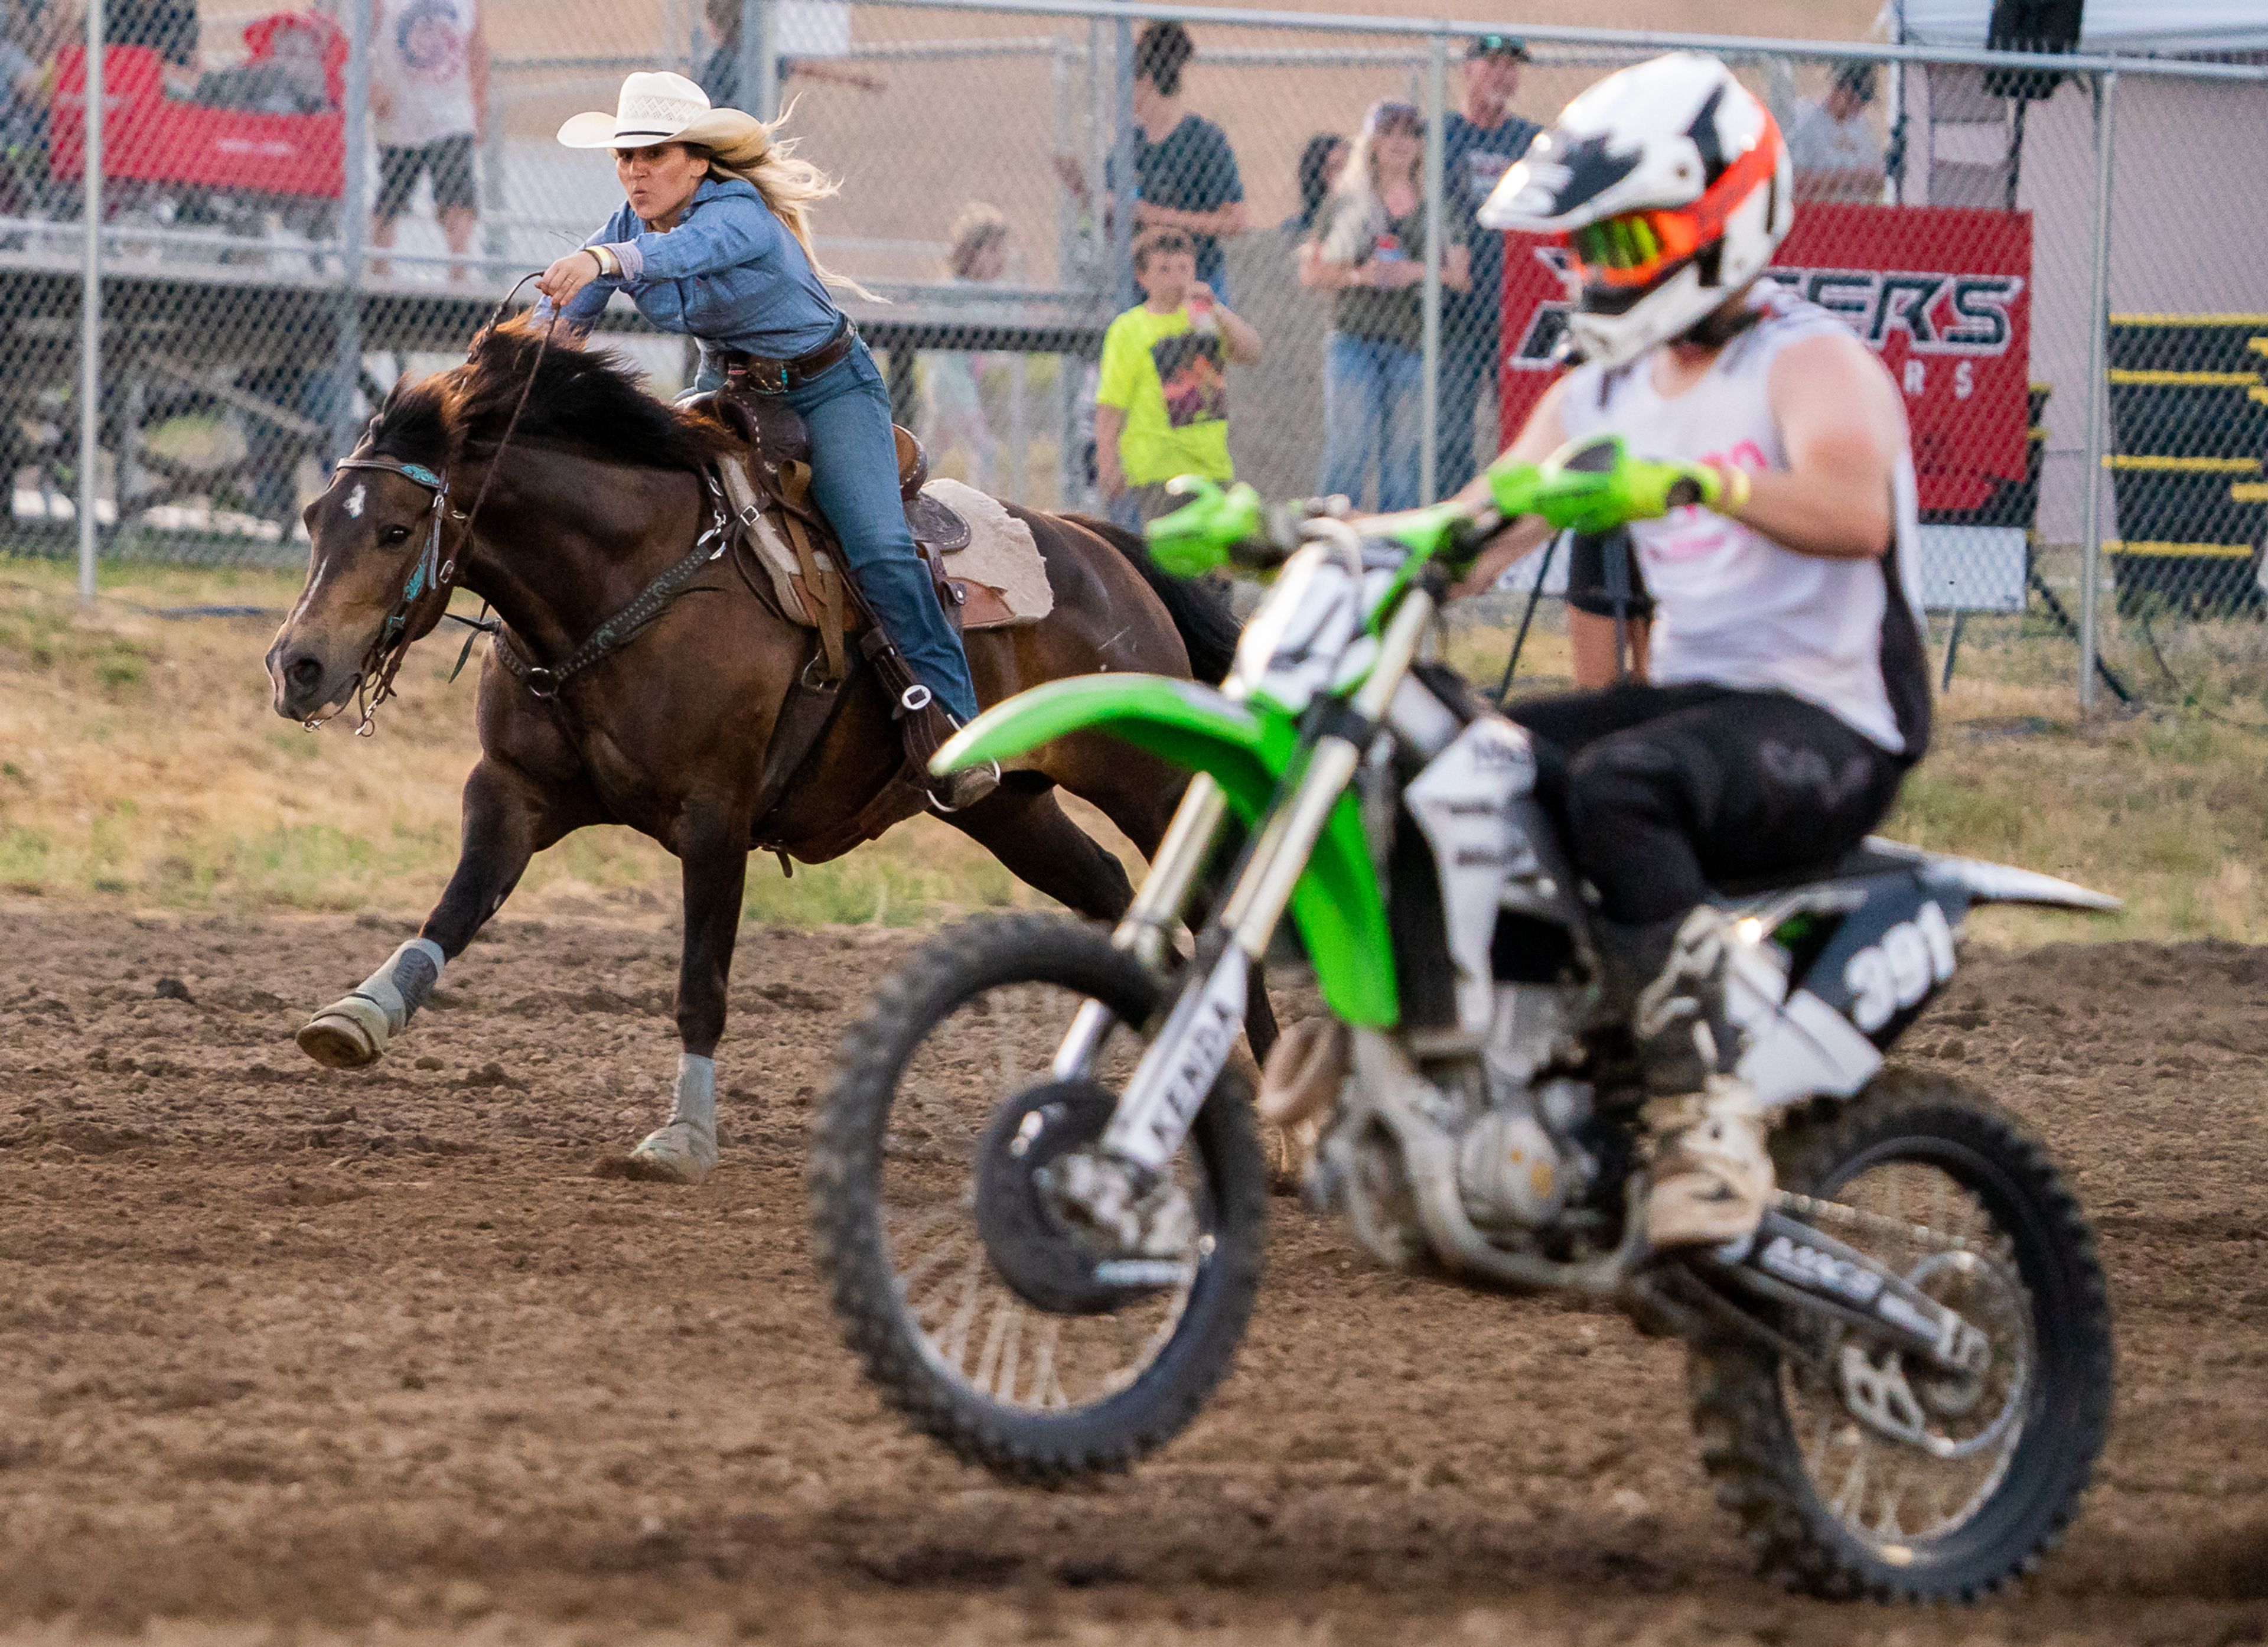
left=1480, top=53, right=1793, bottom=369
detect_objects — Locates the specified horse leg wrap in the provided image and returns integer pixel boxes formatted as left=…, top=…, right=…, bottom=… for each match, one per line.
left=670, top=1053, right=717, bottom=1134
left=627, top=1054, right=720, bottom=1184
left=358, top=938, right=447, bottom=1034
left=297, top=938, right=445, bottom=1070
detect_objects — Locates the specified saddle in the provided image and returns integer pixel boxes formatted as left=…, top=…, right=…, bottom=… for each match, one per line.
left=684, top=387, right=1055, bottom=867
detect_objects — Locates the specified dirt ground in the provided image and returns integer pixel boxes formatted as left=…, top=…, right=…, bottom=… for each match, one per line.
left=1, top=910, right=2263, bottom=1646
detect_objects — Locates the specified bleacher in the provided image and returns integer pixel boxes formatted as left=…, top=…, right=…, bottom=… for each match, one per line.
left=2103, top=314, right=2268, bottom=615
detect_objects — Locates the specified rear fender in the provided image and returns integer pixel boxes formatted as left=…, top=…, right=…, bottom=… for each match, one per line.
left=1862, top=836, right=2122, bottom=913
left=935, top=674, right=1399, bottom=1026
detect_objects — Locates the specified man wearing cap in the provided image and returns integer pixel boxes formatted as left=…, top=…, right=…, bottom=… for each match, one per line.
left=1438, top=35, right=1542, bottom=493
left=1788, top=63, right=1885, bottom=204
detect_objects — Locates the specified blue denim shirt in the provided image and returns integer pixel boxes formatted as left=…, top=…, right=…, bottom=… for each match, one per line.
left=540, top=177, right=842, bottom=390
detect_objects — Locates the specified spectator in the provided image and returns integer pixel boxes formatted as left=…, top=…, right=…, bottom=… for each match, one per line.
left=0, top=0, right=54, bottom=215
left=370, top=0, right=487, bottom=282
left=1788, top=62, right=1884, bottom=204
left=1096, top=227, right=1262, bottom=528
left=1058, top=21, right=1246, bottom=303
left=1284, top=131, right=1345, bottom=234
left=696, top=0, right=884, bottom=105
left=1438, top=34, right=1540, bottom=492
left=1299, top=97, right=1469, bottom=513
left=105, top=0, right=198, bottom=94
left=920, top=203, right=1011, bottom=493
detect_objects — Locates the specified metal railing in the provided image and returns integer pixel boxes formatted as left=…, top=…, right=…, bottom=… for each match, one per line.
left=18, top=0, right=2268, bottom=712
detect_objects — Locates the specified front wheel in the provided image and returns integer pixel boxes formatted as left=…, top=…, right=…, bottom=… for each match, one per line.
left=810, top=912, right=1269, bottom=1483
left=1687, top=1069, right=2114, bottom=1602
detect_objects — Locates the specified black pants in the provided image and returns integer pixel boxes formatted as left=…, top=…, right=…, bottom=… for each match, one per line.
left=1507, top=683, right=1911, bottom=925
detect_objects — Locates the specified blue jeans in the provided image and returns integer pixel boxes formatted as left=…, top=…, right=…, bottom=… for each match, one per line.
left=1436, top=332, right=1499, bottom=496
left=776, top=339, right=979, bottom=722
left=1322, top=331, right=1423, bottom=513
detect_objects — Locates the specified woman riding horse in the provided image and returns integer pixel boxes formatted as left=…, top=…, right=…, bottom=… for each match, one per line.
left=532, top=70, right=995, bottom=812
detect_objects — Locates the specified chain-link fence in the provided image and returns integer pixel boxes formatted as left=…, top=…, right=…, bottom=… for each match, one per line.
left=9, top=0, right=2268, bottom=711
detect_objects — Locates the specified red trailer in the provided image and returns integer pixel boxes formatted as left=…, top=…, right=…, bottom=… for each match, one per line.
left=47, top=17, right=346, bottom=202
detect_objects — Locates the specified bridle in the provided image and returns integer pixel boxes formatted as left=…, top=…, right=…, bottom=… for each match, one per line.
left=309, top=452, right=458, bottom=735
left=302, top=277, right=555, bottom=737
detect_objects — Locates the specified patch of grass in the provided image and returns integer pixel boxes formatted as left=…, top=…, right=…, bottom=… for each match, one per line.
left=0, top=823, right=52, bottom=891
left=4, top=554, right=2266, bottom=944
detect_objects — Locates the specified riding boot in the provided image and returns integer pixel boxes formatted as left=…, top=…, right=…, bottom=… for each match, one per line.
left=1597, top=906, right=1774, bottom=1254
left=856, top=626, right=999, bottom=812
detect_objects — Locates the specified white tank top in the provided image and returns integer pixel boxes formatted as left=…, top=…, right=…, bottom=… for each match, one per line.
left=373, top=0, right=480, bottom=149
left=1557, top=289, right=1930, bottom=756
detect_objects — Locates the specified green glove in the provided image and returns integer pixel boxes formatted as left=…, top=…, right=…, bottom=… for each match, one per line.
left=1145, top=477, right=1262, bottom=578
left=1530, top=436, right=1722, bottom=534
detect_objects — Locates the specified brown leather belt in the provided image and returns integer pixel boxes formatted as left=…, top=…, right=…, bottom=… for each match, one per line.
left=724, top=320, right=857, bottom=395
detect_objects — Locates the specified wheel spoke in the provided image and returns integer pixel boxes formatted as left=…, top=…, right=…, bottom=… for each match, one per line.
left=875, top=977, right=1207, bottom=1418
left=1780, top=1156, right=2039, bottom=1551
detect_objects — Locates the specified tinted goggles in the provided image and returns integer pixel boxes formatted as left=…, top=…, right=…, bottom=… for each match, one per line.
left=1558, top=113, right=1781, bottom=290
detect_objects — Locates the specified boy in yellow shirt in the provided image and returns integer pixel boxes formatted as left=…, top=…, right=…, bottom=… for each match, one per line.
left=1096, top=229, right=1263, bottom=528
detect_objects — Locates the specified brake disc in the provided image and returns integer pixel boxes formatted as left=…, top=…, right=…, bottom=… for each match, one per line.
left=972, top=1079, right=1195, bottom=1316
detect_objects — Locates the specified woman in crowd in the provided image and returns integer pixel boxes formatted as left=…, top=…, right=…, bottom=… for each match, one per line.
left=918, top=203, right=1011, bottom=493
left=1298, top=98, right=1468, bottom=511
left=1284, top=131, right=1347, bottom=235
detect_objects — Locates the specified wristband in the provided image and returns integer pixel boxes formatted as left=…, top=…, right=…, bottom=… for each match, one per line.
left=586, top=246, right=618, bottom=279
left=1713, top=463, right=1752, bottom=516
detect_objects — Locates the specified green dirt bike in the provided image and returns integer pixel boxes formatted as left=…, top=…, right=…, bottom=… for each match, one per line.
left=810, top=438, right=2116, bottom=1603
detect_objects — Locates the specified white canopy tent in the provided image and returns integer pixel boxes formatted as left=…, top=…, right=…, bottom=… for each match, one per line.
left=1866, top=3, right=2268, bottom=552
left=1884, top=1, right=2268, bottom=54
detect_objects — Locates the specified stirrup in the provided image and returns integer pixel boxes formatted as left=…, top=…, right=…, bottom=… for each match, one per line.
left=900, top=690, right=996, bottom=812
left=927, top=759, right=1001, bottom=812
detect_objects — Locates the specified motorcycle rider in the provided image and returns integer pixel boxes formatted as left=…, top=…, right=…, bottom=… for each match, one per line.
left=1453, top=54, right=1929, bottom=1250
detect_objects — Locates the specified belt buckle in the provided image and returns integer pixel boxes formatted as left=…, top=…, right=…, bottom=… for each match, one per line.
left=758, top=359, right=790, bottom=393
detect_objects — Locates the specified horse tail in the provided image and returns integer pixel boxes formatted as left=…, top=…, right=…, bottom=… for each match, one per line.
left=1067, top=513, right=1240, bottom=687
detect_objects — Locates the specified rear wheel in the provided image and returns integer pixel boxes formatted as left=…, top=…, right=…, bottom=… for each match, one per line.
left=810, top=912, right=1268, bottom=1483
left=1687, top=1069, right=2113, bottom=1602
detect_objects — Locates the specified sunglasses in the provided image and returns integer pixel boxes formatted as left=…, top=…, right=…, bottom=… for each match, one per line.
left=1368, top=101, right=1423, bottom=134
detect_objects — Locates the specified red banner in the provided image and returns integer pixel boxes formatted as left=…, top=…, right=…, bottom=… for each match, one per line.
left=1497, top=204, right=2032, bottom=514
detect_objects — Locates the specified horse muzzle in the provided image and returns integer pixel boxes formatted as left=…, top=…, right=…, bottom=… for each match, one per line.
left=266, top=630, right=362, bottom=722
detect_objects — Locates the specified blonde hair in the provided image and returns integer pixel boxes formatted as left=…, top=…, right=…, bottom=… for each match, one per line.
left=692, top=108, right=880, bottom=301
left=946, top=203, right=1010, bottom=280
left=1320, top=101, right=1423, bottom=265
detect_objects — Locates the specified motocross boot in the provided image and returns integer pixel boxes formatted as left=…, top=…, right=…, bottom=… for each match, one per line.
left=1598, top=907, right=1774, bottom=1254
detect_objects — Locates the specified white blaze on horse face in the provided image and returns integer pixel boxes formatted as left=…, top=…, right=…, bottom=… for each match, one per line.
left=346, top=482, right=365, bottom=519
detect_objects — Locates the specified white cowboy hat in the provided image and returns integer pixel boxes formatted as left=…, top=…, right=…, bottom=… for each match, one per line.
left=558, top=70, right=762, bottom=151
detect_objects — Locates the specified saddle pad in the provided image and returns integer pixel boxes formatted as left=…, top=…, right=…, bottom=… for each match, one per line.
left=735, top=474, right=1052, bottom=633
left=923, top=479, right=1054, bottom=627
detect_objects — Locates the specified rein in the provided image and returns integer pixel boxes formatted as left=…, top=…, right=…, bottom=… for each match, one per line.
left=311, top=273, right=554, bottom=736
left=490, top=475, right=732, bottom=701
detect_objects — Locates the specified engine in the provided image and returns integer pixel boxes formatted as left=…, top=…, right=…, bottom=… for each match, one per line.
left=1319, top=982, right=1605, bottom=1270
left=1456, top=1078, right=1598, bottom=1231
left=1456, top=984, right=1601, bottom=1236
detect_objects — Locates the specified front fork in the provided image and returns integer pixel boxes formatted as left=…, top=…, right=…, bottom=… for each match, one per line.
left=1057, top=587, right=1438, bottom=1176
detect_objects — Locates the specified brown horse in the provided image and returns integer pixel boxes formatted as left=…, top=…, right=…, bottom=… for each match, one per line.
left=266, top=320, right=1244, bottom=1183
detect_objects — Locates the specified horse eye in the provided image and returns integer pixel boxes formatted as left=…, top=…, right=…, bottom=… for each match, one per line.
left=381, top=524, right=412, bottom=545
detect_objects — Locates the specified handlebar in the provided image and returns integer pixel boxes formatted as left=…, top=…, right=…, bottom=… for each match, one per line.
left=1143, top=435, right=1727, bottom=581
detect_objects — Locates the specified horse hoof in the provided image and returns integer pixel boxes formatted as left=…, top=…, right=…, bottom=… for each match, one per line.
left=296, top=997, right=387, bottom=1069
left=624, top=1121, right=717, bottom=1186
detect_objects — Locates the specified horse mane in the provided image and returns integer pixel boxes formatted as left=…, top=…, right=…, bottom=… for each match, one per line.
left=366, top=314, right=741, bottom=476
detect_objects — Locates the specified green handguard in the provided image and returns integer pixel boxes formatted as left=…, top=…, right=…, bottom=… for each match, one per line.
left=1483, top=454, right=1549, bottom=520
left=1146, top=477, right=1262, bottom=578
left=1531, top=438, right=1722, bottom=534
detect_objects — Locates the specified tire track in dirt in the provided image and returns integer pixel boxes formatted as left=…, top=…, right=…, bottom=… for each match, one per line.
left=1, top=913, right=2262, bottom=1643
